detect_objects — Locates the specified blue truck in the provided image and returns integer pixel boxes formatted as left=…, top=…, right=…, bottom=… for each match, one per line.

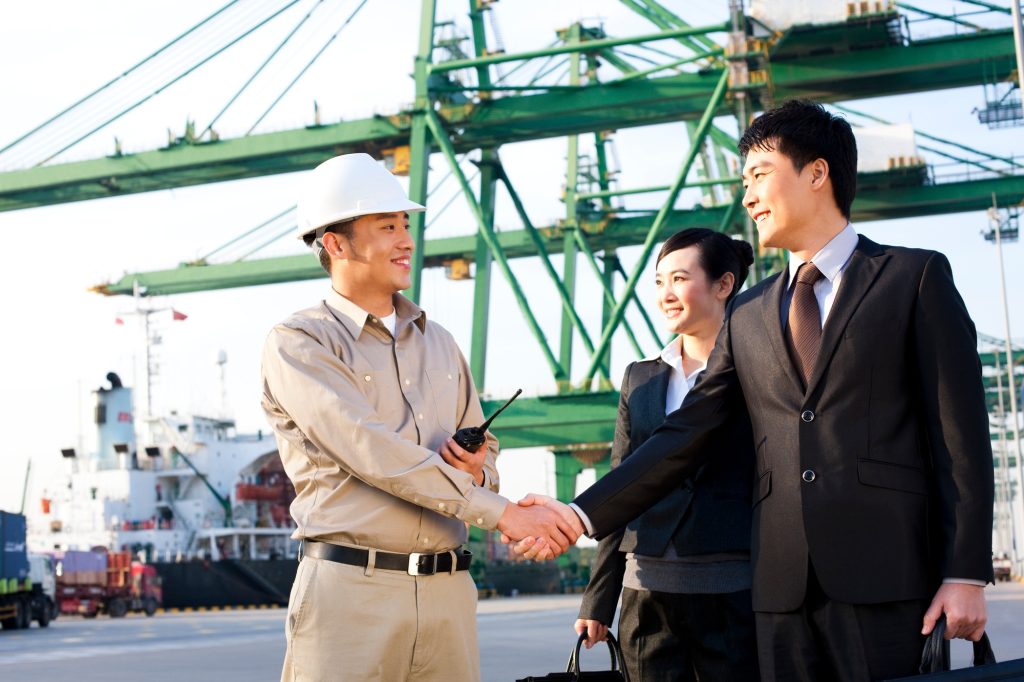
left=2, top=510, right=55, bottom=630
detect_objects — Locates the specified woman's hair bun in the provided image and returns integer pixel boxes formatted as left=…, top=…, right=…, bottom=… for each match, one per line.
left=732, top=238, right=755, bottom=268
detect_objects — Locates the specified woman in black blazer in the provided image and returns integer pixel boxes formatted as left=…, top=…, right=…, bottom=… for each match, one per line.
left=575, top=228, right=759, bottom=681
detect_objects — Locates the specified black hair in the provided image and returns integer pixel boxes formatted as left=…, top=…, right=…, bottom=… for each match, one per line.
left=738, top=99, right=857, bottom=219
left=303, top=220, right=356, bottom=274
left=656, top=228, right=754, bottom=301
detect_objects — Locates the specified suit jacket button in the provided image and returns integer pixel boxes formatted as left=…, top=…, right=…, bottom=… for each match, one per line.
left=801, top=410, right=815, bottom=423
left=802, top=469, right=816, bottom=483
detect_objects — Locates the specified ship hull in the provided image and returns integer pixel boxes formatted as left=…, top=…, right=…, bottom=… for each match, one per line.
left=151, top=557, right=564, bottom=607
left=153, top=558, right=298, bottom=608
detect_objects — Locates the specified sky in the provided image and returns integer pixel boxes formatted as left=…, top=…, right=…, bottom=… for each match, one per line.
left=0, top=0, right=1021, bottom=521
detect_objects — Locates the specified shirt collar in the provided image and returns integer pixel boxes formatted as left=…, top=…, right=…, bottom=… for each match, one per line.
left=658, top=337, right=706, bottom=379
left=658, top=337, right=681, bottom=366
left=325, top=289, right=427, bottom=337
left=787, top=222, right=859, bottom=289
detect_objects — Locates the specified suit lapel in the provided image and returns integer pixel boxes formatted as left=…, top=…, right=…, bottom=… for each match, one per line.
left=643, top=361, right=673, bottom=425
left=761, top=271, right=804, bottom=395
left=804, top=236, right=888, bottom=397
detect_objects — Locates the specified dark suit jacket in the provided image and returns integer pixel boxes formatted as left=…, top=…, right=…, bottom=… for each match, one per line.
left=575, top=236, right=994, bottom=613
left=579, top=357, right=754, bottom=624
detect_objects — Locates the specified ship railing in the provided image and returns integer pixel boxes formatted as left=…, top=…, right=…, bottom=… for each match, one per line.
left=154, top=417, right=200, bottom=459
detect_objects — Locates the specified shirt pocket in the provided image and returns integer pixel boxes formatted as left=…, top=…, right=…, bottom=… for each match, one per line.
left=425, top=368, right=460, bottom=435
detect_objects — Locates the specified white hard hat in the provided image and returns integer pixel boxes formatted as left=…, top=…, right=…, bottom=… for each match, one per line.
left=296, top=153, right=425, bottom=241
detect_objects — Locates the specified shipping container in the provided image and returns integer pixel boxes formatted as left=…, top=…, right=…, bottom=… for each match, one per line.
left=56, top=550, right=107, bottom=587
left=0, top=511, right=35, bottom=631
left=1, top=511, right=29, bottom=582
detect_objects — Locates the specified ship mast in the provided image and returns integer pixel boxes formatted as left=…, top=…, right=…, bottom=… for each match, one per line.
left=217, top=350, right=228, bottom=419
left=123, top=280, right=170, bottom=434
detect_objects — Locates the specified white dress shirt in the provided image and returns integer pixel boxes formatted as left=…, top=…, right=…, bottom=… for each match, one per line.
left=660, top=337, right=706, bottom=415
left=780, top=222, right=859, bottom=328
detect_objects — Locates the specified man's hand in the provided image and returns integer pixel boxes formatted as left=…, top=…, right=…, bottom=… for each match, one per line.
left=574, top=619, right=608, bottom=649
left=439, top=437, right=485, bottom=486
left=500, top=494, right=585, bottom=560
left=922, top=583, right=987, bottom=641
left=497, top=494, right=584, bottom=560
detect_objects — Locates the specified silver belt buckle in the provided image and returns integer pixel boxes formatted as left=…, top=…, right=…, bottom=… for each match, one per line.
left=408, top=552, right=437, bottom=576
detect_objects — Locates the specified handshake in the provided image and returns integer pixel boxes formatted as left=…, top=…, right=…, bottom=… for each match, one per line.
left=496, top=494, right=586, bottom=560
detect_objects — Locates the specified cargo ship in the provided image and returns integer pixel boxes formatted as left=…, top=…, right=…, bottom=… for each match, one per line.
left=29, top=371, right=572, bottom=606
left=29, top=373, right=300, bottom=608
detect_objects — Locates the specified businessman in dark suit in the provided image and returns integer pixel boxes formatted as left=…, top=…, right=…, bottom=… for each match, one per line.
left=523, top=100, right=994, bottom=681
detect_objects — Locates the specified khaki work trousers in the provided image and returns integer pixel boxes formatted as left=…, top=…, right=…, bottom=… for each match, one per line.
left=280, top=554, right=480, bottom=682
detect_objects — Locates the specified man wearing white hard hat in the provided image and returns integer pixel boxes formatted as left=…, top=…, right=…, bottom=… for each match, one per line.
left=261, top=153, right=583, bottom=681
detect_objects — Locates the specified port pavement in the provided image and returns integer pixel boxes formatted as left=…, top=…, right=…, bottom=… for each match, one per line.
left=0, top=583, right=1021, bottom=680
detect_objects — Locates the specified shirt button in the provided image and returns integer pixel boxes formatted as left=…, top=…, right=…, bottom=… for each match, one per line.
left=476, top=518, right=484, bottom=525
left=363, top=375, right=372, bottom=382
left=405, top=379, right=411, bottom=385
left=437, top=502, right=445, bottom=511
left=418, top=414, right=424, bottom=420
left=447, top=374, right=452, bottom=380
left=802, top=469, right=817, bottom=483
left=801, top=410, right=815, bottom=422
left=423, top=538, right=429, bottom=545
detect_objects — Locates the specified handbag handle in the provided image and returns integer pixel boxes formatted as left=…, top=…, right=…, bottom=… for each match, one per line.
left=918, top=615, right=996, bottom=674
left=565, top=632, right=631, bottom=682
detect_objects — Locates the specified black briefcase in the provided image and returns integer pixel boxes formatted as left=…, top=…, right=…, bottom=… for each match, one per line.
left=515, top=632, right=631, bottom=682
left=884, top=616, right=1024, bottom=681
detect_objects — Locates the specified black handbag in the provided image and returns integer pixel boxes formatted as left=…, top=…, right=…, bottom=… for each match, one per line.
left=515, top=632, right=631, bottom=682
left=884, top=616, right=1024, bottom=681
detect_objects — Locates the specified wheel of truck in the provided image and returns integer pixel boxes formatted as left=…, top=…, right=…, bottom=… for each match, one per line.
left=143, top=598, right=157, bottom=617
left=36, top=600, right=51, bottom=628
left=17, top=599, right=32, bottom=629
left=49, top=601, right=59, bottom=622
left=108, top=598, right=128, bottom=618
left=0, top=612, right=16, bottom=630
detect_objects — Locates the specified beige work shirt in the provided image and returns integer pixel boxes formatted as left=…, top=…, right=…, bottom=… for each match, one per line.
left=261, top=289, right=507, bottom=554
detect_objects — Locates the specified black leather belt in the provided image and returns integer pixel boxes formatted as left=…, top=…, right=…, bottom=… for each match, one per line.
left=301, top=539, right=472, bottom=576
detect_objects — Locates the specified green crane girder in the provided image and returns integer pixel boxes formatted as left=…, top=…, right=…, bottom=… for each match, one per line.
left=0, top=28, right=1016, bottom=212
left=483, top=358, right=1019, bottom=449
left=95, top=172, right=1024, bottom=296
left=484, top=387, right=1024, bottom=449
left=481, top=393, right=618, bottom=449
left=769, top=29, right=1018, bottom=102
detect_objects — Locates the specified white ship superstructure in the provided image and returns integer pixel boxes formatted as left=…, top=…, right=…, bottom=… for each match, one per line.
left=32, top=373, right=297, bottom=561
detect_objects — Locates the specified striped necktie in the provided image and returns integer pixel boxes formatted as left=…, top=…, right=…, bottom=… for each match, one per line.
left=787, top=262, right=825, bottom=386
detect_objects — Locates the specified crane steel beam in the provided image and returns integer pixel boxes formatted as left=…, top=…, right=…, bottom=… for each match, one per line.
left=482, top=393, right=618, bottom=449
left=0, top=29, right=1015, bottom=212
left=93, top=172, right=1024, bottom=296
left=769, top=29, right=1018, bottom=101
left=482, top=386, right=1024, bottom=449
left=486, top=347, right=1023, bottom=448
